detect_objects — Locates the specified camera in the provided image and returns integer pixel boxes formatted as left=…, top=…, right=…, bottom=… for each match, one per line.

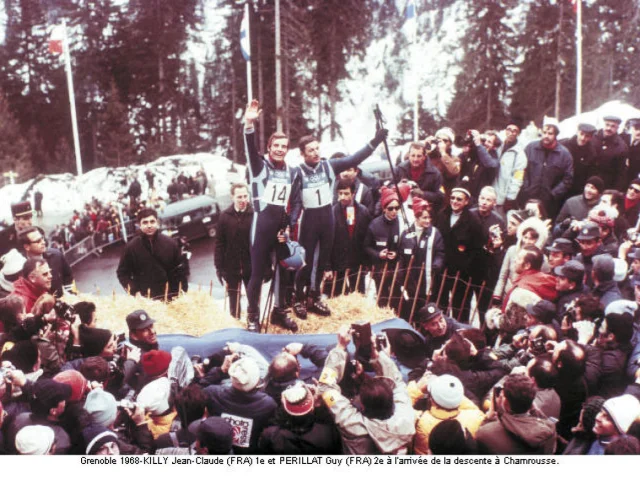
left=53, top=300, right=76, bottom=322
left=352, top=322, right=373, bottom=360
left=117, top=399, right=136, bottom=410
left=529, top=336, right=547, bottom=356
left=0, top=361, right=15, bottom=380
left=375, top=334, right=388, bottom=351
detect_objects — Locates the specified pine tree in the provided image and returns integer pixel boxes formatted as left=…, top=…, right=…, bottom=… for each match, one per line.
left=0, top=93, right=34, bottom=182
left=446, top=0, right=517, bottom=132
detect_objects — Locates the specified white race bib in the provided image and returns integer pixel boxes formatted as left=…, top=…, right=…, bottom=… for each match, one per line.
left=264, top=180, right=291, bottom=206
left=302, top=181, right=332, bottom=208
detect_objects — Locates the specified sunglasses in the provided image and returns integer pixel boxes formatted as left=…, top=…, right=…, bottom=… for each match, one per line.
left=506, top=127, right=519, bottom=133
left=629, top=186, right=640, bottom=193
left=28, top=236, right=45, bottom=244
left=386, top=206, right=400, bottom=211
left=450, top=196, right=466, bottom=202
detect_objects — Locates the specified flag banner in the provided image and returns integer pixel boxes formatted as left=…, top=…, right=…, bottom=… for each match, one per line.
left=240, top=8, right=250, bottom=61
left=49, top=24, right=64, bottom=55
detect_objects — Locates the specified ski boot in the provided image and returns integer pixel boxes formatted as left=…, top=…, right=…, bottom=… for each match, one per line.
left=292, top=294, right=308, bottom=319
left=246, top=309, right=261, bottom=333
left=307, top=292, right=331, bottom=317
left=271, top=307, right=299, bottom=332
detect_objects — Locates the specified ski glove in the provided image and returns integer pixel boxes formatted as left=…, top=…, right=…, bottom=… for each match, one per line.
left=371, top=128, right=388, bottom=146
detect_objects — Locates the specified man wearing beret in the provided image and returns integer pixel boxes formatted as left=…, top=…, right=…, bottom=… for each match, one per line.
left=0, top=201, right=34, bottom=258
left=561, top=123, right=598, bottom=198
left=591, top=115, right=628, bottom=190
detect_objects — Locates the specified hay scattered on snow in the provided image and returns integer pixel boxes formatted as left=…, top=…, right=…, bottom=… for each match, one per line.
left=66, top=291, right=242, bottom=336
left=65, top=292, right=395, bottom=337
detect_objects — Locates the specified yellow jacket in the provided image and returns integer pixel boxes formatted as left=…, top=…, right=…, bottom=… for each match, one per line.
left=407, top=381, right=485, bottom=455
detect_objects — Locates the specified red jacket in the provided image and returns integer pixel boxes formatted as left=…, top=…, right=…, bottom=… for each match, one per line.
left=12, top=277, right=48, bottom=313
left=503, top=270, right=557, bottom=311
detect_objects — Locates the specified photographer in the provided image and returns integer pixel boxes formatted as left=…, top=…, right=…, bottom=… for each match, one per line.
left=425, top=128, right=461, bottom=197
left=459, top=130, right=500, bottom=200
left=494, top=324, right=557, bottom=372
left=317, top=325, right=415, bottom=454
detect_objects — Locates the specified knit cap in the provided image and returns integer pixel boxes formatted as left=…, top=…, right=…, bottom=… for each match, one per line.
left=585, top=176, right=605, bottom=193
left=54, top=370, right=89, bottom=403
left=84, top=388, right=118, bottom=427
left=428, top=374, right=464, bottom=410
left=603, top=394, right=640, bottom=434
left=282, top=383, right=314, bottom=416
left=380, top=187, right=400, bottom=210
left=141, top=350, right=171, bottom=377
left=137, top=377, right=171, bottom=415
left=15, top=425, right=55, bottom=455
left=83, top=424, right=118, bottom=455
left=229, top=357, right=261, bottom=392
left=581, top=396, right=606, bottom=433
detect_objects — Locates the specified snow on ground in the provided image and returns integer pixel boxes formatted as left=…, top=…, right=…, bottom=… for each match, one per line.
left=558, top=100, right=640, bottom=140
left=0, top=154, right=246, bottom=225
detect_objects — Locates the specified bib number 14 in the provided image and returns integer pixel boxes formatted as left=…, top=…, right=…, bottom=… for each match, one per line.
left=266, top=183, right=290, bottom=206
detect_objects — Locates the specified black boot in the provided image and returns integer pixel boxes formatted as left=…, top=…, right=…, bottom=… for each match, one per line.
left=271, top=307, right=298, bottom=332
left=307, top=292, right=331, bottom=316
left=246, top=309, right=261, bottom=333
left=292, top=294, right=308, bottom=319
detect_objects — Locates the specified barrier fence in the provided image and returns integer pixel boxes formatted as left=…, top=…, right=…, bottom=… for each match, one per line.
left=63, top=220, right=136, bottom=267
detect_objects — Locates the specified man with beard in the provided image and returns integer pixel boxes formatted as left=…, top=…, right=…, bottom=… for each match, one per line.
left=126, top=310, right=158, bottom=352
left=561, top=123, right=598, bottom=198
left=519, top=119, right=573, bottom=218
left=591, top=115, right=628, bottom=190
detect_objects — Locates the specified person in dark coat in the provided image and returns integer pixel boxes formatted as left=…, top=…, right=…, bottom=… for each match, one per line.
left=0, top=201, right=34, bottom=258
left=331, top=178, right=372, bottom=296
left=116, top=208, right=188, bottom=300
left=590, top=115, right=629, bottom=190
left=332, top=162, right=376, bottom=216
left=552, top=340, right=589, bottom=442
left=204, top=357, right=277, bottom=454
left=623, top=178, right=640, bottom=228
left=214, top=183, right=253, bottom=318
left=396, top=198, right=445, bottom=320
left=561, top=123, right=598, bottom=198
left=414, top=303, right=470, bottom=360
left=364, top=187, right=403, bottom=308
left=126, top=177, right=142, bottom=210
left=458, top=130, right=500, bottom=200
left=396, top=142, right=444, bottom=209
left=623, top=118, right=640, bottom=184
left=434, top=184, right=484, bottom=323
left=19, top=227, right=73, bottom=297
left=259, top=383, right=341, bottom=454
left=519, top=120, right=574, bottom=218
left=33, top=191, right=43, bottom=218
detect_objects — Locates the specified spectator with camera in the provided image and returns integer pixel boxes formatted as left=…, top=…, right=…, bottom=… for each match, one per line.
left=555, top=176, right=604, bottom=230
left=425, top=128, right=461, bottom=197
left=458, top=130, right=500, bottom=200
left=555, top=260, right=588, bottom=318
left=317, top=325, right=415, bottom=454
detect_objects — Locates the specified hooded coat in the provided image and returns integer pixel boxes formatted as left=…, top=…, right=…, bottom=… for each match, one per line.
left=476, top=411, right=557, bottom=454
left=493, top=217, right=549, bottom=299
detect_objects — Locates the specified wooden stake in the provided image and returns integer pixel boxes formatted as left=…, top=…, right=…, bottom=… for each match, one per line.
left=112, top=289, right=116, bottom=302
left=470, top=280, right=487, bottom=327
left=366, top=266, right=375, bottom=296
left=435, top=268, right=448, bottom=306
left=164, top=282, right=169, bottom=303
left=409, top=262, right=426, bottom=325
left=377, top=262, right=389, bottom=305
left=330, top=271, right=338, bottom=298
left=147, top=288, right=151, bottom=299
left=397, top=255, right=415, bottom=314
left=387, top=262, right=400, bottom=308
left=355, top=265, right=363, bottom=293
left=236, top=284, right=241, bottom=319
left=341, top=268, right=351, bottom=296
left=209, top=280, right=213, bottom=296
left=448, top=271, right=461, bottom=313
left=457, top=277, right=473, bottom=323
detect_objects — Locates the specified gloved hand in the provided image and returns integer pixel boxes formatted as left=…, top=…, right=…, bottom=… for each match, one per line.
left=371, top=128, right=388, bottom=146
left=216, top=270, right=226, bottom=285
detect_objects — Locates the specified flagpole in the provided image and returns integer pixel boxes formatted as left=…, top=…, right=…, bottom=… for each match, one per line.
left=62, top=20, right=83, bottom=176
left=242, top=2, right=253, bottom=100
left=575, top=0, right=582, bottom=116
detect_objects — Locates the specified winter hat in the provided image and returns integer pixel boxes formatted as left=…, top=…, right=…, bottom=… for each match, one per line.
left=418, top=303, right=442, bottom=324
left=576, top=221, right=601, bottom=241
left=451, top=182, right=471, bottom=200
left=603, top=115, right=622, bottom=125
left=581, top=396, right=606, bottom=433
left=578, top=123, right=597, bottom=134
left=15, top=425, right=55, bottom=455
left=428, top=374, right=464, bottom=410
left=412, top=198, right=430, bottom=218
left=585, top=176, right=605, bottom=194
left=603, top=394, right=640, bottom=434
left=554, top=260, right=585, bottom=284
left=2, top=340, right=39, bottom=372
left=79, top=325, right=112, bottom=357
left=0, top=249, right=26, bottom=291
left=137, top=377, right=171, bottom=415
left=282, top=383, right=314, bottom=416
left=189, top=418, right=234, bottom=454
left=54, top=370, right=89, bottom=403
left=589, top=205, right=618, bottom=228
left=229, top=357, right=261, bottom=392
left=83, top=424, right=118, bottom=455
left=84, top=388, right=118, bottom=428
left=435, top=127, right=455, bottom=143
left=380, top=187, right=400, bottom=210
left=126, top=309, right=155, bottom=331
left=543, top=116, right=560, bottom=135
left=546, top=238, right=575, bottom=255
left=525, top=300, right=557, bottom=325
left=592, top=254, right=615, bottom=282
left=613, top=258, right=628, bottom=283
left=141, top=350, right=171, bottom=377
left=30, top=379, right=72, bottom=415
left=604, top=300, right=638, bottom=318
